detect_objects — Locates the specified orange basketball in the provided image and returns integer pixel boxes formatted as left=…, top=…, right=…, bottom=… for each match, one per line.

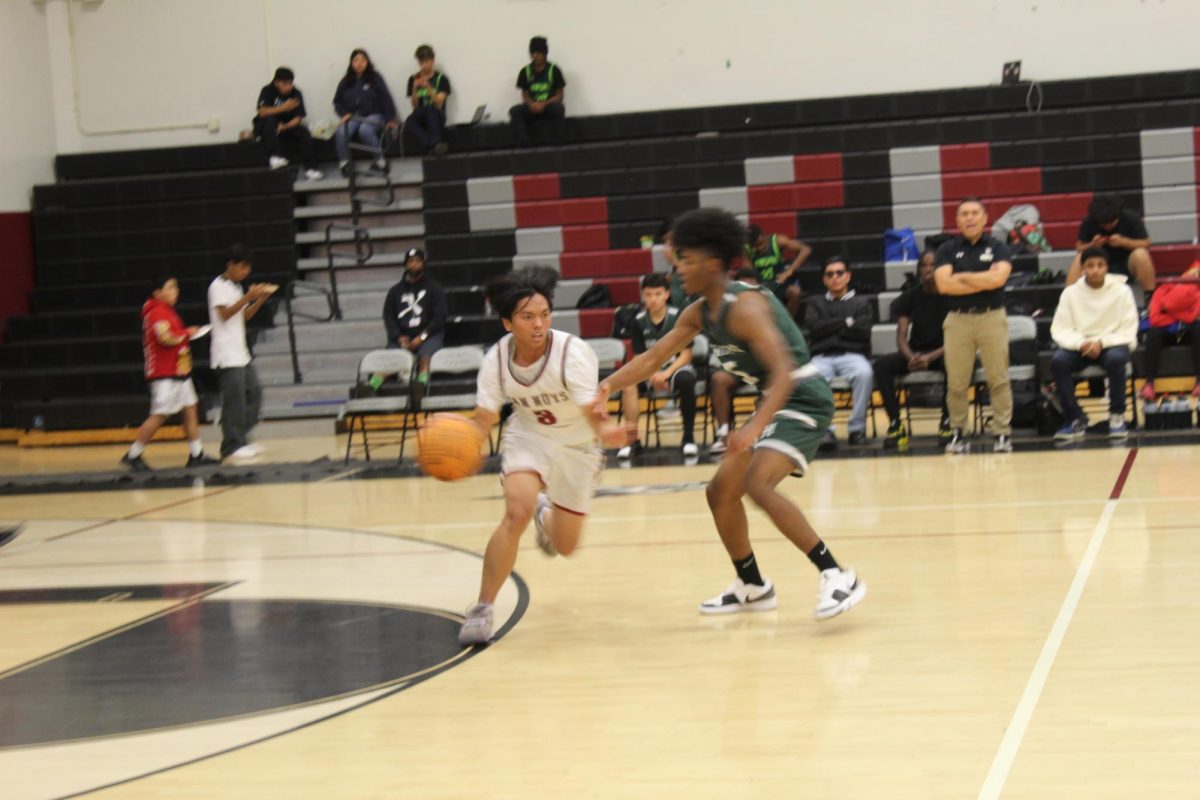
left=417, top=413, right=485, bottom=481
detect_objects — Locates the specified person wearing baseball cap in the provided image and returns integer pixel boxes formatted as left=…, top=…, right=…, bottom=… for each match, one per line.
left=373, top=248, right=447, bottom=403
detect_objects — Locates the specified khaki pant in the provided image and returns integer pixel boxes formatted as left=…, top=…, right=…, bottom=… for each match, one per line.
left=943, top=309, right=1012, bottom=435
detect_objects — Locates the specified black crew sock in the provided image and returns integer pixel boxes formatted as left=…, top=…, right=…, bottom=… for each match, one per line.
left=807, top=540, right=840, bottom=572
left=733, top=552, right=764, bottom=586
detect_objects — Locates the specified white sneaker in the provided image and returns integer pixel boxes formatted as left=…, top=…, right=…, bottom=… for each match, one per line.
left=709, top=425, right=729, bottom=455
left=944, top=429, right=970, bottom=454
left=303, top=168, right=325, bottom=181
left=458, top=602, right=493, bottom=645
left=229, top=445, right=261, bottom=459
left=814, top=567, right=867, bottom=621
left=617, top=444, right=633, bottom=459
left=682, top=441, right=699, bottom=457
left=533, top=492, right=556, bottom=556
left=1108, top=414, right=1129, bottom=439
left=698, top=578, right=777, bottom=614
left=268, top=155, right=289, bottom=170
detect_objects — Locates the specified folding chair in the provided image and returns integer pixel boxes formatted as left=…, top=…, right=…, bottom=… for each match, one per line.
left=642, top=335, right=708, bottom=448
left=339, top=349, right=415, bottom=463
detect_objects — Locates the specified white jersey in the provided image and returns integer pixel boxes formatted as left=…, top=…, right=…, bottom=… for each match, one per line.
left=476, top=330, right=598, bottom=446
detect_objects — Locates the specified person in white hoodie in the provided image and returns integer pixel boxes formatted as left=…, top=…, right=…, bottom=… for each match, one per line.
left=1049, top=247, right=1139, bottom=440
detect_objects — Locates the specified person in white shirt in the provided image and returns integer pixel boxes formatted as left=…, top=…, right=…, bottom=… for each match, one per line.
left=208, top=245, right=276, bottom=460
left=1049, top=246, right=1139, bottom=441
left=458, top=266, right=631, bottom=646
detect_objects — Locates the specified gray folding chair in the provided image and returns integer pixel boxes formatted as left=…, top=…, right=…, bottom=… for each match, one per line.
left=339, top=349, right=415, bottom=463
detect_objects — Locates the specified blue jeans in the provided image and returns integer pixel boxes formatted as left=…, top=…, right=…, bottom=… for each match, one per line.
left=1050, top=346, right=1130, bottom=421
left=812, top=353, right=874, bottom=434
left=335, top=114, right=386, bottom=162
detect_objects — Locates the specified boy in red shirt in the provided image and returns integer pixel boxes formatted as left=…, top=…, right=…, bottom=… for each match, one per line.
left=120, top=277, right=218, bottom=470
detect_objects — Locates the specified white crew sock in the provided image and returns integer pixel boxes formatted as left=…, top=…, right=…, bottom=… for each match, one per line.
left=189, top=439, right=203, bottom=457
left=128, top=441, right=146, bottom=458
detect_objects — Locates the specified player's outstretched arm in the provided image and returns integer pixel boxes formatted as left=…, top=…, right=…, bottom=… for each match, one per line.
left=592, top=303, right=702, bottom=415
left=470, top=407, right=500, bottom=440
left=722, top=291, right=798, bottom=453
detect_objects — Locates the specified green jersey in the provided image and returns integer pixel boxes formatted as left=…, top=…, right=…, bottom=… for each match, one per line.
left=700, top=281, right=816, bottom=387
left=745, top=235, right=786, bottom=282
left=632, top=305, right=686, bottom=370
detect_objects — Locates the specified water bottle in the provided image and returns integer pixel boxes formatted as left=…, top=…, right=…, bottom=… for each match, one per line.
left=1143, top=397, right=1159, bottom=430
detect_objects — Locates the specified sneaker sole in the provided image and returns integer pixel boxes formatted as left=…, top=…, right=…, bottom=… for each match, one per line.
left=457, top=626, right=493, bottom=646
left=697, top=595, right=778, bottom=615
left=814, top=580, right=867, bottom=621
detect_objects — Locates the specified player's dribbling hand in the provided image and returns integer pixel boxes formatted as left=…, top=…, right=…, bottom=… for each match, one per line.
left=650, top=371, right=671, bottom=391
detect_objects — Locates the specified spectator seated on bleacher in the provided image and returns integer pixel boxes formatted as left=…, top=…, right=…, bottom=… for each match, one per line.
left=873, top=250, right=951, bottom=449
left=333, top=48, right=399, bottom=174
left=510, top=36, right=566, bottom=148
left=799, top=258, right=874, bottom=447
left=1049, top=247, right=1139, bottom=441
left=255, top=67, right=323, bottom=181
left=615, top=273, right=699, bottom=460
left=1140, top=260, right=1200, bottom=402
left=373, top=248, right=447, bottom=404
left=406, top=44, right=451, bottom=156
left=1069, top=193, right=1156, bottom=296
left=744, top=225, right=812, bottom=319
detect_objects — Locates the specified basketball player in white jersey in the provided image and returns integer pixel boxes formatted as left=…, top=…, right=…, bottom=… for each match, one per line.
left=459, top=267, right=631, bottom=645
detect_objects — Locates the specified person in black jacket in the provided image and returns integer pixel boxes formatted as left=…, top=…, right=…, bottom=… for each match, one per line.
left=372, top=248, right=447, bottom=400
left=254, top=67, right=323, bottom=180
left=799, top=258, right=874, bottom=446
left=333, top=48, right=399, bottom=174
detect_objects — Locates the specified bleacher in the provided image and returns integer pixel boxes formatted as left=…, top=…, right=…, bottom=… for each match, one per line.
left=4, top=69, right=1199, bottom=432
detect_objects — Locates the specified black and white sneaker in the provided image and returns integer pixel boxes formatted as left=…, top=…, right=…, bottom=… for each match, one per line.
left=698, top=578, right=777, bottom=614
left=186, top=452, right=220, bottom=468
left=993, top=434, right=1013, bottom=453
left=814, top=567, right=867, bottom=621
left=944, top=429, right=970, bottom=454
left=0, top=524, right=23, bottom=550
left=120, top=453, right=152, bottom=472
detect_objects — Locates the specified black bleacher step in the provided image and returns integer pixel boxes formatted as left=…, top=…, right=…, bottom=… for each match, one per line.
left=425, top=95, right=1200, bottom=183
left=439, top=70, right=1199, bottom=156
left=55, top=143, right=269, bottom=182
left=34, top=247, right=296, bottom=286
left=34, top=168, right=292, bottom=212
left=35, top=220, right=297, bottom=264
left=34, top=194, right=294, bottom=238
left=9, top=395, right=163, bottom=431
left=29, top=273, right=283, bottom=314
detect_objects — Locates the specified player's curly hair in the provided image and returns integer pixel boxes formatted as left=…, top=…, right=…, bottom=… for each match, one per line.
left=671, top=208, right=745, bottom=267
left=486, top=265, right=558, bottom=319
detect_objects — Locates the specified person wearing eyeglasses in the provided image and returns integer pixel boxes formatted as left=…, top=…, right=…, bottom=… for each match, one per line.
left=797, top=258, right=875, bottom=448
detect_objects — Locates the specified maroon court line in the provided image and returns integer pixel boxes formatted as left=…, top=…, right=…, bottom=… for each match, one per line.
left=45, top=486, right=240, bottom=543
left=1109, top=448, right=1139, bottom=500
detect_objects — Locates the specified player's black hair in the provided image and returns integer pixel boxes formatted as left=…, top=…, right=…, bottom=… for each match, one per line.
left=1088, top=193, right=1123, bottom=224
left=671, top=208, right=745, bottom=267
left=487, top=265, right=558, bottom=319
left=1079, top=246, right=1109, bottom=264
left=273, top=67, right=294, bottom=83
left=640, top=272, right=670, bottom=291
left=732, top=267, right=760, bottom=283
left=529, top=36, right=548, bottom=55
left=149, top=274, right=178, bottom=295
left=226, top=244, right=253, bottom=265
left=414, top=44, right=434, bottom=61
left=744, top=224, right=763, bottom=246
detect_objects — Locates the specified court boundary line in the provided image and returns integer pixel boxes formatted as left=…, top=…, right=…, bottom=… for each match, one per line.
left=44, top=486, right=240, bottom=543
left=977, top=448, right=1139, bottom=800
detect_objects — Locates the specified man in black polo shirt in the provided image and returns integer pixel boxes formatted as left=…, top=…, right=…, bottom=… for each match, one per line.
left=1068, top=193, right=1156, bottom=295
left=934, top=198, right=1014, bottom=454
left=510, top=36, right=566, bottom=147
left=254, top=67, right=323, bottom=180
left=874, top=250, right=951, bottom=448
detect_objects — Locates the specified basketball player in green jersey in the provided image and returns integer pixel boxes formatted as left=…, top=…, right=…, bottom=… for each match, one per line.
left=593, top=208, right=866, bottom=620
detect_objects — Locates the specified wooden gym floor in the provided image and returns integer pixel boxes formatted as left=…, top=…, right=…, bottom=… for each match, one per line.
left=1, top=423, right=1198, bottom=798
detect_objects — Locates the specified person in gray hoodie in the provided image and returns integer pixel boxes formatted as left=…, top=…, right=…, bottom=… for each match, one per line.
left=1049, top=247, right=1139, bottom=440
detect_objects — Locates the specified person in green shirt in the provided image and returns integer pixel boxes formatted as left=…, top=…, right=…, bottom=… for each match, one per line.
left=744, top=225, right=812, bottom=318
left=593, top=208, right=867, bottom=621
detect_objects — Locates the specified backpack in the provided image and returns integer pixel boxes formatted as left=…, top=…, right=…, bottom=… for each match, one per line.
left=610, top=303, right=640, bottom=339
left=575, top=283, right=612, bottom=309
left=992, top=204, right=1050, bottom=255
left=883, top=228, right=920, bottom=262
